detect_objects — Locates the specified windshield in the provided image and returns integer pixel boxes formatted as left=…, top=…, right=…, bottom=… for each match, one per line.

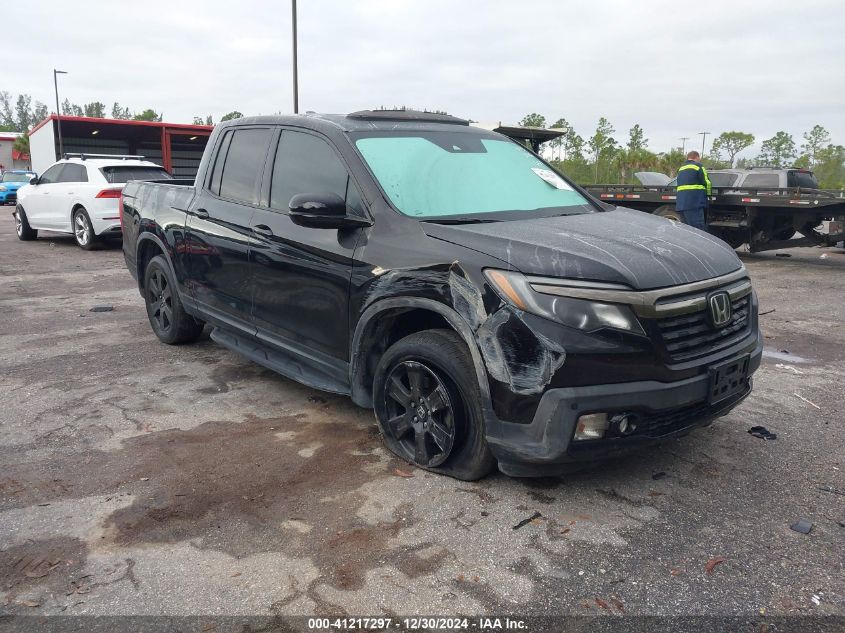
left=100, top=166, right=172, bottom=184
left=2, top=172, right=34, bottom=183
left=353, top=131, right=592, bottom=219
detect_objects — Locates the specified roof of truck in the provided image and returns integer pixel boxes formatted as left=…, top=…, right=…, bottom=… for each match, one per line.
left=217, top=110, right=491, bottom=135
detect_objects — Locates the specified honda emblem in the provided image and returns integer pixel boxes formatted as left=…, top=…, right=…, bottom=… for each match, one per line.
left=708, top=291, right=732, bottom=328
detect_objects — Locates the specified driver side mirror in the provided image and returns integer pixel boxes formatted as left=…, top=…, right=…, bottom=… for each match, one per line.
left=30, top=177, right=39, bottom=185
left=288, top=193, right=371, bottom=229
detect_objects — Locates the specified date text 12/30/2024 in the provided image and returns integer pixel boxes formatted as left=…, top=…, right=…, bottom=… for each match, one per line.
left=307, top=617, right=528, bottom=630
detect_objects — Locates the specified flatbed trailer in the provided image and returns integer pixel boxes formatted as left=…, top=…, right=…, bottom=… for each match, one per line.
left=584, top=183, right=845, bottom=252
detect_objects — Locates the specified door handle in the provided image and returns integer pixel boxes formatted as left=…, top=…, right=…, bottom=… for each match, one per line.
left=195, top=208, right=209, bottom=219
left=253, top=224, right=274, bottom=237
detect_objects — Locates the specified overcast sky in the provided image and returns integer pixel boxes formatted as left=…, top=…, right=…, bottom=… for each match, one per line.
left=4, top=0, right=844, bottom=159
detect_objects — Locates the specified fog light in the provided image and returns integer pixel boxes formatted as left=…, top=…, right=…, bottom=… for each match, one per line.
left=611, top=413, right=636, bottom=436
left=575, top=413, right=609, bottom=441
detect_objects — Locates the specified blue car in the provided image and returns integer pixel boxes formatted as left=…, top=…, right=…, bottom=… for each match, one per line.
left=0, top=170, right=37, bottom=205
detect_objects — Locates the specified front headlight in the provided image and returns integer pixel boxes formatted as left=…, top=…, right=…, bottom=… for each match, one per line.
left=484, top=269, right=645, bottom=336
left=0, top=186, right=7, bottom=191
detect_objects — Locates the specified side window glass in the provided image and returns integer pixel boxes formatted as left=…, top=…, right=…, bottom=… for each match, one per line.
left=743, top=174, right=778, bottom=188
left=346, top=178, right=365, bottom=216
left=208, top=130, right=233, bottom=195
left=39, top=164, right=64, bottom=184
left=58, top=163, right=88, bottom=183
left=270, top=130, right=357, bottom=212
left=218, top=128, right=273, bottom=204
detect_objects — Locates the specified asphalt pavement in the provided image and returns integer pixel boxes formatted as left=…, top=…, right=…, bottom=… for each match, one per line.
left=0, top=221, right=842, bottom=623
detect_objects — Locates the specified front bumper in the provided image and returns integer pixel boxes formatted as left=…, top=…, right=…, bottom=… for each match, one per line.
left=486, top=332, right=762, bottom=477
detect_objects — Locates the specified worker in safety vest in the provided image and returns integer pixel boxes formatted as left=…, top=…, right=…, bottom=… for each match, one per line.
left=675, top=150, right=712, bottom=231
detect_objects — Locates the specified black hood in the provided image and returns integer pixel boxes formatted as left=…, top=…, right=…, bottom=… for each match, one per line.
left=420, top=208, right=743, bottom=290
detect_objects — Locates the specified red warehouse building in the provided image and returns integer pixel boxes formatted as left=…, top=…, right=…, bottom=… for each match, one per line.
left=28, top=115, right=213, bottom=177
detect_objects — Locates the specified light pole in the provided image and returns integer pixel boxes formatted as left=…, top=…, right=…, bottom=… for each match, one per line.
left=680, top=137, right=689, bottom=154
left=699, top=131, right=710, bottom=157
left=53, top=69, right=68, bottom=158
left=291, top=0, right=298, bottom=113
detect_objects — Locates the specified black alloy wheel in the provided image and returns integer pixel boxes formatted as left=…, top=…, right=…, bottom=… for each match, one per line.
left=147, top=267, right=174, bottom=335
left=382, top=360, right=457, bottom=467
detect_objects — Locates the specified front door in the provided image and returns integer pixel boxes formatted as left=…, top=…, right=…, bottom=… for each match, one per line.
left=23, top=163, right=65, bottom=228
left=249, top=128, right=365, bottom=367
left=185, top=126, right=273, bottom=333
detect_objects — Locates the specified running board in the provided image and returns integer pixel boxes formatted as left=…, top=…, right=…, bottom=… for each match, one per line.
left=210, top=327, right=350, bottom=395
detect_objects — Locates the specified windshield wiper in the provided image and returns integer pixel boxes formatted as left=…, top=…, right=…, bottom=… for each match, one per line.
left=421, top=217, right=502, bottom=225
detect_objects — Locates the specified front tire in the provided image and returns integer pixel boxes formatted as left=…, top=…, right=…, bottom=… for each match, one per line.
left=373, top=329, right=495, bottom=481
left=143, top=255, right=204, bottom=345
left=73, top=207, right=98, bottom=250
left=14, top=206, right=37, bottom=241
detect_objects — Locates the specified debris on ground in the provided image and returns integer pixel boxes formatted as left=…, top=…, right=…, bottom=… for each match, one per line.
left=15, top=600, right=40, bottom=608
left=775, top=363, right=804, bottom=374
left=793, top=393, right=821, bottom=409
left=759, top=308, right=776, bottom=316
left=748, top=426, right=778, bottom=440
left=652, top=471, right=667, bottom=480
left=392, top=468, right=415, bottom=478
left=512, top=511, right=542, bottom=530
left=775, top=253, right=792, bottom=258
left=812, top=594, right=821, bottom=605
left=705, top=556, right=727, bottom=575
left=307, top=395, right=327, bottom=404
left=790, top=519, right=813, bottom=535
left=820, top=254, right=829, bottom=259
left=818, top=485, right=845, bottom=496
left=89, top=305, right=114, bottom=312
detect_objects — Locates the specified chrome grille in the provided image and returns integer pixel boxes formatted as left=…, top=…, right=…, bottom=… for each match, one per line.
left=656, top=293, right=751, bottom=362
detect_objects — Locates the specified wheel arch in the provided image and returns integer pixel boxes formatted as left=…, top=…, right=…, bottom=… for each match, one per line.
left=136, top=233, right=175, bottom=293
left=350, top=298, right=492, bottom=412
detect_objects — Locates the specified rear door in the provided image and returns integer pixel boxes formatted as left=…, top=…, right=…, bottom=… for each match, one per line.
left=249, top=128, right=365, bottom=368
left=23, top=163, right=65, bottom=228
left=185, top=126, right=274, bottom=333
left=54, top=163, right=89, bottom=232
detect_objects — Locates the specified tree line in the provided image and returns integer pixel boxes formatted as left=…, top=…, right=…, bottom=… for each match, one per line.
left=2, top=89, right=842, bottom=188
left=519, top=113, right=844, bottom=189
left=0, top=91, right=245, bottom=156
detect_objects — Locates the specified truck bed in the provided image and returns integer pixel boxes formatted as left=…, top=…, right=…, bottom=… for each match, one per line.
left=120, top=179, right=197, bottom=283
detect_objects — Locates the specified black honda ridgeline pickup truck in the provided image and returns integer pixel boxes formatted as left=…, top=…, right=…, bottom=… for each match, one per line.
left=122, top=110, right=762, bottom=480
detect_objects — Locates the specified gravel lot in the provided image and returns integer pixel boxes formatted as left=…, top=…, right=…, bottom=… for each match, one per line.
left=1, top=219, right=843, bottom=621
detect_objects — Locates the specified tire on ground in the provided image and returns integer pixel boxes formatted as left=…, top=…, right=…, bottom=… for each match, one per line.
left=143, top=254, right=204, bottom=345
left=14, top=206, right=37, bottom=241
left=373, top=328, right=496, bottom=481
left=73, top=207, right=99, bottom=250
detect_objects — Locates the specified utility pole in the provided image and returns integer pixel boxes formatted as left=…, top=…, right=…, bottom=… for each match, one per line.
left=291, top=0, right=299, bottom=114
left=680, top=137, right=689, bottom=154
left=699, top=131, right=710, bottom=156
left=53, top=69, right=68, bottom=158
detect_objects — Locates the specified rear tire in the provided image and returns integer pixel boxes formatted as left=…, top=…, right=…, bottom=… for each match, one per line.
left=654, top=205, right=682, bottom=223
left=373, top=329, right=496, bottom=481
left=73, top=207, right=98, bottom=250
left=14, top=206, right=37, bottom=241
left=143, top=255, right=204, bottom=345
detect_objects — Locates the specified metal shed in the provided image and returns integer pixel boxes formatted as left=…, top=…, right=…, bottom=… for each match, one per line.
left=28, top=115, right=213, bottom=178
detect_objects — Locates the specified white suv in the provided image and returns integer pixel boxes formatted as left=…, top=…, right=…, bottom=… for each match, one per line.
left=14, top=154, right=171, bottom=249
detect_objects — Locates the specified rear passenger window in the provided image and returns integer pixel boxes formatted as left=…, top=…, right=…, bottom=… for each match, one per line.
left=217, top=128, right=272, bottom=204
left=208, top=131, right=233, bottom=195
left=742, top=174, right=779, bottom=188
left=270, top=130, right=362, bottom=214
left=58, top=163, right=88, bottom=183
